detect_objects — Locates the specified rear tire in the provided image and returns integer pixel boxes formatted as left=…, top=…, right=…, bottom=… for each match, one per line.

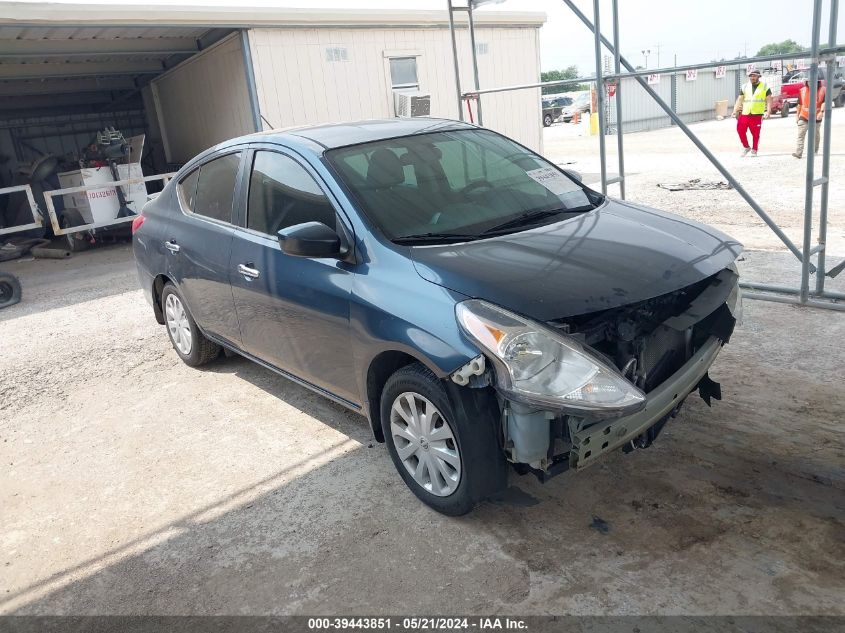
left=780, top=102, right=790, bottom=117
left=380, top=362, right=507, bottom=516
left=160, top=283, right=221, bottom=367
left=59, top=208, right=90, bottom=252
left=0, top=273, right=21, bottom=309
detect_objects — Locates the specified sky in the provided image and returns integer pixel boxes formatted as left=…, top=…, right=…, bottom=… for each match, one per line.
left=6, top=0, right=843, bottom=73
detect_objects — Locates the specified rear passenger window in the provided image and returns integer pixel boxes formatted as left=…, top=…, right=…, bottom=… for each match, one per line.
left=247, top=151, right=336, bottom=235
left=177, top=168, right=200, bottom=213
left=193, top=152, right=241, bottom=224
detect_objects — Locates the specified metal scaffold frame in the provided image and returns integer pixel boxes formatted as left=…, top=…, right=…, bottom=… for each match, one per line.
left=448, top=0, right=845, bottom=311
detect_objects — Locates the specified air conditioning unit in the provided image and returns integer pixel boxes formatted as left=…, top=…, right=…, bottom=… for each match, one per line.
left=393, top=90, right=431, bottom=118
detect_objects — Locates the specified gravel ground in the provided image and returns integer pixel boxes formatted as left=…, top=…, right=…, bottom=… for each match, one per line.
left=544, top=113, right=845, bottom=259
left=1, top=116, right=844, bottom=616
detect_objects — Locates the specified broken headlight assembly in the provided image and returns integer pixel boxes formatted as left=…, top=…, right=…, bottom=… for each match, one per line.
left=456, top=299, right=646, bottom=416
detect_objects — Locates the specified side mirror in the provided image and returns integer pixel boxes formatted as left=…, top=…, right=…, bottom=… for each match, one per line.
left=563, top=168, right=583, bottom=183
left=277, top=221, right=341, bottom=258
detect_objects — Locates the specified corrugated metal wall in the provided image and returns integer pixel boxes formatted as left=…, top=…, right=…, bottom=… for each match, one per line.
left=248, top=25, right=542, bottom=152
left=151, top=34, right=254, bottom=164
left=0, top=110, right=147, bottom=178
left=607, top=66, right=744, bottom=133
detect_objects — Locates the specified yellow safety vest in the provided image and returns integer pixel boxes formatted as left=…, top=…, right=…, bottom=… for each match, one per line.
left=741, top=81, right=769, bottom=115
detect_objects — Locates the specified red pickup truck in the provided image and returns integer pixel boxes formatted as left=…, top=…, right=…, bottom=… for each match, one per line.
left=773, top=68, right=844, bottom=116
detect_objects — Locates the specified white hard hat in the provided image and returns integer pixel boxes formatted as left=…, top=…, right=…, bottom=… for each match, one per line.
left=747, top=67, right=761, bottom=76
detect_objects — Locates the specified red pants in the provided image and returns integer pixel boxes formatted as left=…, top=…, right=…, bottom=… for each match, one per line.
left=737, top=114, right=763, bottom=150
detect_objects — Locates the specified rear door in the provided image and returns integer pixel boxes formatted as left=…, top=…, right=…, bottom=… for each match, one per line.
left=166, top=150, right=244, bottom=347
left=229, top=147, right=358, bottom=405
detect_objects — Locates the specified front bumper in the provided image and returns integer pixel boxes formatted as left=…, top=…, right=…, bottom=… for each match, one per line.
left=569, top=335, right=723, bottom=470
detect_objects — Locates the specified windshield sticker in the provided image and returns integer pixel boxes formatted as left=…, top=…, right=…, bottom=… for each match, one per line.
left=526, top=167, right=573, bottom=195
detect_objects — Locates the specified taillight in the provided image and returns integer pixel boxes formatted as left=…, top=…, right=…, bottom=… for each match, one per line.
left=131, top=214, right=146, bottom=234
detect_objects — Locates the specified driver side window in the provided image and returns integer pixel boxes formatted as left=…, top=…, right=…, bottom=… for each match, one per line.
left=247, top=151, right=336, bottom=236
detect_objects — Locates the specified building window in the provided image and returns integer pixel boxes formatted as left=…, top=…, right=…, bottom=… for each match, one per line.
left=475, top=42, right=489, bottom=55
left=325, top=47, right=349, bottom=62
left=389, top=57, right=419, bottom=90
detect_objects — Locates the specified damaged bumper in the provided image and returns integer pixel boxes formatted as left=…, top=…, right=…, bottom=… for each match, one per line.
left=570, top=334, right=722, bottom=470
left=453, top=266, right=742, bottom=478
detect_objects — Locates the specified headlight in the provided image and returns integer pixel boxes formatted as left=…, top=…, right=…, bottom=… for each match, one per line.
left=456, top=299, right=646, bottom=415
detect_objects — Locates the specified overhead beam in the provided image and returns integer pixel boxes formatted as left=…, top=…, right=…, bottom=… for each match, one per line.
left=0, top=91, right=121, bottom=110
left=0, top=76, right=137, bottom=96
left=0, top=60, right=163, bottom=80
left=0, top=37, right=199, bottom=57
left=0, top=102, right=143, bottom=121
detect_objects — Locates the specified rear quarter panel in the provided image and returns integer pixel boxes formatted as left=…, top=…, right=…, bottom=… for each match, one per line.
left=132, top=189, right=174, bottom=308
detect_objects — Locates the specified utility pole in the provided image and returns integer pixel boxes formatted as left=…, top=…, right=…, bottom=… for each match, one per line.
left=655, top=43, right=662, bottom=67
left=642, top=48, right=650, bottom=68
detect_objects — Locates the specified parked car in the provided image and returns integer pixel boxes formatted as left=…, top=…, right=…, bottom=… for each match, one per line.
left=561, top=91, right=591, bottom=122
left=133, top=118, right=743, bottom=515
left=542, top=95, right=572, bottom=127
left=779, top=68, right=844, bottom=111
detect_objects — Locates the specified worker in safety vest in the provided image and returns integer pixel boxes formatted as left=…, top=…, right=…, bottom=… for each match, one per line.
left=732, top=67, right=772, bottom=157
left=793, top=78, right=825, bottom=159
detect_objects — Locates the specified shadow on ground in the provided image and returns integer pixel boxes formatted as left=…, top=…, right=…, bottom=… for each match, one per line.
left=6, top=325, right=845, bottom=615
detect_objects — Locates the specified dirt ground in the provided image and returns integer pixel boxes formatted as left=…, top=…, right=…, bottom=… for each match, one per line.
left=1, top=116, right=844, bottom=616
left=544, top=113, right=845, bottom=257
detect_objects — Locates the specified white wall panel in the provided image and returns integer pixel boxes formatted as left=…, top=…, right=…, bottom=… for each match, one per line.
left=248, top=25, right=542, bottom=152
left=151, top=34, right=253, bottom=164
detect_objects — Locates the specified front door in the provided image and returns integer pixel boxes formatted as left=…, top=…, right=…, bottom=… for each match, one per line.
left=229, top=148, right=358, bottom=405
left=166, top=150, right=244, bottom=347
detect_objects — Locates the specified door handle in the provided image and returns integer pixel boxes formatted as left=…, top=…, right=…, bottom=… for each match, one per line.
left=164, top=240, right=180, bottom=253
left=237, top=263, right=260, bottom=280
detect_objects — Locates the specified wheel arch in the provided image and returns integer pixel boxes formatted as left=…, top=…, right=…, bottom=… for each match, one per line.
left=365, top=350, right=444, bottom=443
left=151, top=273, right=173, bottom=325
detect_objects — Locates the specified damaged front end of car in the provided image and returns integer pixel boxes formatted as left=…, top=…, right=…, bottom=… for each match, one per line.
left=451, top=264, right=742, bottom=480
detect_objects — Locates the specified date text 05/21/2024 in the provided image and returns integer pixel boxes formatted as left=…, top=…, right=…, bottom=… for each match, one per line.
left=307, top=618, right=528, bottom=630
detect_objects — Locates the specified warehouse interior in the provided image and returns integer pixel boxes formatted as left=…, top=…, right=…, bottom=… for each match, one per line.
left=0, top=24, right=241, bottom=231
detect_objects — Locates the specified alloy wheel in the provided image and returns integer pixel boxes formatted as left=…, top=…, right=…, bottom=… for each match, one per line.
left=165, top=293, right=193, bottom=356
left=390, top=392, right=462, bottom=497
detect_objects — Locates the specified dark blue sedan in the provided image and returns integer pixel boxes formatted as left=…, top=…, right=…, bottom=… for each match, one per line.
left=133, top=118, right=743, bottom=515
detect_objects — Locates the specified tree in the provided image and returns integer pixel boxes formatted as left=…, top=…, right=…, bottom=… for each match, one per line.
left=756, top=39, right=804, bottom=56
left=540, top=66, right=588, bottom=95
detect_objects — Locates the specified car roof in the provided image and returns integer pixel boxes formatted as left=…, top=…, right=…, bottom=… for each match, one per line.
left=245, top=117, right=476, bottom=151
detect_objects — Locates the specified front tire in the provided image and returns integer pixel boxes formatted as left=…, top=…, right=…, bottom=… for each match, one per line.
left=380, top=363, right=507, bottom=516
left=543, top=114, right=553, bottom=127
left=160, top=283, right=221, bottom=367
left=780, top=102, right=790, bottom=117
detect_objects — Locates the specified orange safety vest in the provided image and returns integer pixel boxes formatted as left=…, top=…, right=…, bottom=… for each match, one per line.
left=798, top=84, right=826, bottom=121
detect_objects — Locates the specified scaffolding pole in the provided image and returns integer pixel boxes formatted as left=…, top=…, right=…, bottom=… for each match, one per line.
left=800, top=0, right=823, bottom=303
left=816, top=0, right=839, bottom=294
left=446, top=0, right=464, bottom=122
left=466, top=1, right=483, bottom=126
left=591, top=0, right=607, bottom=194
left=610, top=0, right=625, bottom=200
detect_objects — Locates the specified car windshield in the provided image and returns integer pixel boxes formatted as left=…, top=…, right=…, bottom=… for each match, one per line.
left=326, top=129, right=598, bottom=242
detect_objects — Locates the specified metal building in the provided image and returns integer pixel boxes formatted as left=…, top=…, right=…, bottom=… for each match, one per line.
left=0, top=3, right=545, bottom=181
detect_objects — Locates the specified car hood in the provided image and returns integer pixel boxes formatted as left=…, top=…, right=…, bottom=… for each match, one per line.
left=410, top=199, right=743, bottom=321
